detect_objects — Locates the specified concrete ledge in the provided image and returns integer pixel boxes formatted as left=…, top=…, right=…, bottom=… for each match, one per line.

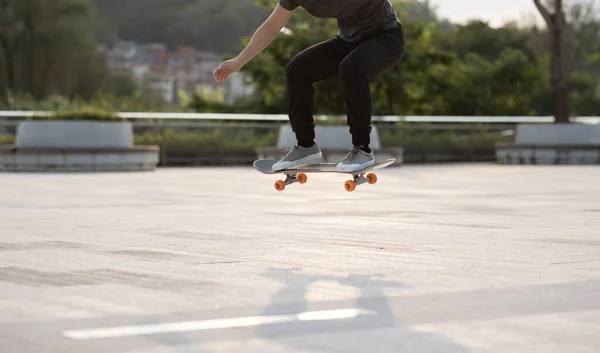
left=496, top=123, right=600, bottom=164
left=0, top=146, right=159, bottom=172
left=496, top=144, right=600, bottom=164
left=515, top=124, right=600, bottom=146
left=16, top=121, right=133, bottom=149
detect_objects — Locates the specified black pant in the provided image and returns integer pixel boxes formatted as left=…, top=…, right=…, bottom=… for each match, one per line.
left=285, top=24, right=405, bottom=149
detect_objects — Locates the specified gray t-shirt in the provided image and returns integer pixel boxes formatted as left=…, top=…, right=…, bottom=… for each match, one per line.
left=278, top=0, right=400, bottom=42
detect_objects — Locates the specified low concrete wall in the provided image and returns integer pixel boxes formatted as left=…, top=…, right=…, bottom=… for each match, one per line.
left=515, top=124, right=600, bottom=146
left=0, top=146, right=159, bottom=172
left=3, top=120, right=158, bottom=172
left=16, top=121, right=134, bottom=149
left=496, top=145, right=600, bottom=164
left=496, top=123, right=600, bottom=165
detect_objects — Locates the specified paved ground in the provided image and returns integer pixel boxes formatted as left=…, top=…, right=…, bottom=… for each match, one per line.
left=1, top=163, right=599, bottom=353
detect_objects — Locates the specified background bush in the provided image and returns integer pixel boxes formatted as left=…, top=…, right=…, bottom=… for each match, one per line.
left=28, top=109, right=123, bottom=122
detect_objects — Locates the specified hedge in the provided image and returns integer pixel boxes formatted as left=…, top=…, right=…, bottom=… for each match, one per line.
left=0, top=127, right=510, bottom=153
left=134, top=128, right=278, bottom=155
left=28, top=109, right=124, bottom=122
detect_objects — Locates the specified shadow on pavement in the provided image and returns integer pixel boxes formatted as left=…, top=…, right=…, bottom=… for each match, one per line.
left=255, top=267, right=470, bottom=353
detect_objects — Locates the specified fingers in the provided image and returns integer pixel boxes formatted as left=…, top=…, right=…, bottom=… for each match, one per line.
left=214, top=70, right=229, bottom=83
left=213, top=69, right=222, bottom=82
left=213, top=65, right=231, bottom=83
left=214, top=58, right=242, bottom=82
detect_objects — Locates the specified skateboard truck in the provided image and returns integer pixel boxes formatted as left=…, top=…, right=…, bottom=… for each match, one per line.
left=344, top=173, right=377, bottom=191
left=274, top=171, right=376, bottom=192
left=275, top=172, right=308, bottom=191
left=343, top=172, right=377, bottom=192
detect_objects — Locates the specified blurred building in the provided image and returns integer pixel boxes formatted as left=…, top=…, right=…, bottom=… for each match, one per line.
left=135, top=43, right=168, bottom=74
left=105, top=41, right=138, bottom=70
left=104, top=41, right=254, bottom=106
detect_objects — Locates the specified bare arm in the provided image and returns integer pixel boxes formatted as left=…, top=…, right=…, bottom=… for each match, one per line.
left=214, top=4, right=293, bottom=82
left=237, top=4, right=293, bottom=65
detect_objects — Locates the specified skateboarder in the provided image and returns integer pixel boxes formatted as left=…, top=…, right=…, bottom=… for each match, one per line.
left=214, top=0, right=405, bottom=172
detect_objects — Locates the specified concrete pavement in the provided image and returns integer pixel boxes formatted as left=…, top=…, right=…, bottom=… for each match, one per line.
left=1, top=164, right=599, bottom=352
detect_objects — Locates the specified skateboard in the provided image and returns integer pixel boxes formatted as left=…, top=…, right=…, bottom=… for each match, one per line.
left=253, top=158, right=396, bottom=192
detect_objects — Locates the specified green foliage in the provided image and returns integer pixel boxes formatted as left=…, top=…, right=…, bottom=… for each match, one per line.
left=131, top=126, right=507, bottom=157
left=187, top=86, right=260, bottom=113
left=0, top=126, right=508, bottom=153
left=586, top=52, right=600, bottom=66
left=2, top=0, right=599, bottom=117
left=0, top=134, right=15, bottom=145
left=439, top=21, right=540, bottom=62
left=229, top=0, right=600, bottom=117
left=0, top=0, right=104, bottom=99
left=29, top=108, right=123, bottom=121
left=568, top=71, right=600, bottom=115
left=89, top=0, right=269, bottom=54
left=0, top=0, right=172, bottom=109
left=100, top=69, right=138, bottom=98
left=3, top=91, right=175, bottom=112
left=135, top=127, right=278, bottom=155
left=379, top=126, right=512, bottom=150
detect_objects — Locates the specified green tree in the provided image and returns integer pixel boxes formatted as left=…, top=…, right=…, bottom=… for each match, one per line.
left=439, top=20, right=540, bottom=62
left=237, top=1, right=552, bottom=118
left=0, top=0, right=109, bottom=105
left=89, top=0, right=269, bottom=54
left=0, top=0, right=28, bottom=105
left=100, top=69, right=138, bottom=98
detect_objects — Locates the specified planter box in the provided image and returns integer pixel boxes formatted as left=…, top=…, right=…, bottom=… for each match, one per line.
left=1, top=120, right=159, bottom=172
left=0, top=146, right=159, bottom=172
left=515, top=124, right=600, bottom=146
left=15, top=120, right=133, bottom=149
left=496, top=123, right=600, bottom=165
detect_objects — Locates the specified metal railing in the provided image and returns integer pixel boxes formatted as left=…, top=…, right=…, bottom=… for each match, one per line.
left=1, top=111, right=599, bottom=165
left=1, top=110, right=600, bottom=124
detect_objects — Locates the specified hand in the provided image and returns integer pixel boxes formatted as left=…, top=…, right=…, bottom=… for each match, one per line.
left=213, top=57, right=244, bottom=83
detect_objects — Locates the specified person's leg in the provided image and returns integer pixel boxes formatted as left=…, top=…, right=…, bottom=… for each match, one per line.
left=336, top=25, right=405, bottom=171
left=286, top=37, right=355, bottom=146
left=273, top=37, right=356, bottom=171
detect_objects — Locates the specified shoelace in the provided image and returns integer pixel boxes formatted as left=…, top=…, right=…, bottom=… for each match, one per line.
left=344, top=146, right=362, bottom=161
left=282, top=144, right=299, bottom=160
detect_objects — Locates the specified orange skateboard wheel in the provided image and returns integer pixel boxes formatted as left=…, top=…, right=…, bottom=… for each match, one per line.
left=367, top=173, right=377, bottom=184
left=297, top=173, right=307, bottom=184
left=344, top=180, right=356, bottom=192
left=274, top=180, right=285, bottom=191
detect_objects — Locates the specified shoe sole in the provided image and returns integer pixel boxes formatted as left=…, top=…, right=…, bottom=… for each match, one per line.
left=336, top=159, right=375, bottom=172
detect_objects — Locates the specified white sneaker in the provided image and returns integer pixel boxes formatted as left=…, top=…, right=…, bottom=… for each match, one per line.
left=336, top=146, right=375, bottom=172
left=272, top=144, right=323, bottom=171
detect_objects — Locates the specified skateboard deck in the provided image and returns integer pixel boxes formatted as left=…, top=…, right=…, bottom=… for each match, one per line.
left=253, top=158, right=395, bottom=192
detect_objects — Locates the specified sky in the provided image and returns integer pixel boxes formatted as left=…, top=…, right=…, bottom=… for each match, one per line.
left=429, top=0, right=541, bottom=27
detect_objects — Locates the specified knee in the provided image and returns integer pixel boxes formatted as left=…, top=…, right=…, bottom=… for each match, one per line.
left=286, top=55, right=308, bottom=82
left=338, top=60, right=363, bottom=82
